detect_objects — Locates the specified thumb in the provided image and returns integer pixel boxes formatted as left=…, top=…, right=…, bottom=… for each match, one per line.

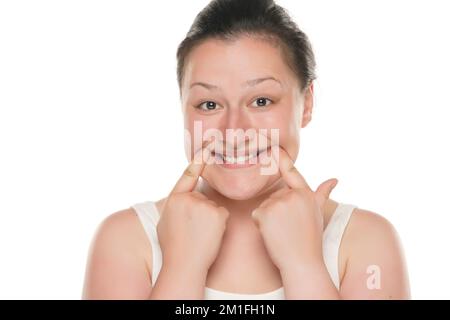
left=315, top=178, right=338, bottom=204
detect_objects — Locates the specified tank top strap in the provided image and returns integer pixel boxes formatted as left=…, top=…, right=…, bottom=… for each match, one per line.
left=130, top=201, right=162, bottom=285
left=322, top=202, right=357, bottom=289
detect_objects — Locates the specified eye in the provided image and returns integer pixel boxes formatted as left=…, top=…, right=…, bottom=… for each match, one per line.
left=196, top=101, right=220, bottom=111
left=251, top=97, right=273, bottom=108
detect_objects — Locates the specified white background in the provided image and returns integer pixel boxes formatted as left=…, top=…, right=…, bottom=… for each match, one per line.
left=0, top=0, right=449, bottom=299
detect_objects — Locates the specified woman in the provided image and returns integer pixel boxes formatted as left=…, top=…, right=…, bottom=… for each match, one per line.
left=82, top=0, right=410, bottom=299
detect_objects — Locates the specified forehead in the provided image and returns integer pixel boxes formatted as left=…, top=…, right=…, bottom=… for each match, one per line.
left=183, top=36, right=297, bottom=89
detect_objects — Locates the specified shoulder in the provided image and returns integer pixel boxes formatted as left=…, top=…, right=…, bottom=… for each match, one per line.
left=345, top=207, right=401, bottom=251
left=339, top=206, right=410, bottom=299
left=326, top=199, right=397, bottom=240
left=93, top=208, right=150, bottom=253
left=82, top=207, right=153, bottom=299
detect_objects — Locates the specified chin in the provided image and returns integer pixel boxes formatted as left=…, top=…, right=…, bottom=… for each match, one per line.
left=202, top=164, right=279, bottom=200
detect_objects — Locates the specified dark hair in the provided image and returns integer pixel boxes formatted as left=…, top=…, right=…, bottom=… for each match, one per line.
left=176, top=0, right=316, bottom=92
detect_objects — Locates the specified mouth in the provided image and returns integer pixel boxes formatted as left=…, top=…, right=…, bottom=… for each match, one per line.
left=211, top=147, right=271, bottom=169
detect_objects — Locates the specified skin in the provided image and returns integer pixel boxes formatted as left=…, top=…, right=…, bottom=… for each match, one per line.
left=82, top=36, right=410, bottom=299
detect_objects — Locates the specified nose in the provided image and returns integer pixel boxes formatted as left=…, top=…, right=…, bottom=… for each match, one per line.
left=223, top=105, right=252, bottom=131
left=220, top=106, right=255, bottom=150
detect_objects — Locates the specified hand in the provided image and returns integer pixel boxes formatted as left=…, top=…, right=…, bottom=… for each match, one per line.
left=251, top=147, right=338, bottom=272
left=157, top=145, right=230, bottom=275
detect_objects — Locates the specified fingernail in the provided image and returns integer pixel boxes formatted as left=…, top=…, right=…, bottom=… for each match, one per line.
left=332, top=179, right=339, bottom=188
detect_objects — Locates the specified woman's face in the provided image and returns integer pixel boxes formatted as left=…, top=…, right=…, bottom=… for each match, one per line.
left=181, top=36, right=313, bottom=200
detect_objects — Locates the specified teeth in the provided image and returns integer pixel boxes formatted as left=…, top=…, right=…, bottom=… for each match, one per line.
left=220, top=152, right=258, bottom=164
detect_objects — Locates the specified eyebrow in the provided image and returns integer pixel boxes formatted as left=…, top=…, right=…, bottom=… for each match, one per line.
left=245, top=76, right=282, bottom=88
left=189, top=76, right=282, bottom=91
left=189, top=82, right=219, bottom=90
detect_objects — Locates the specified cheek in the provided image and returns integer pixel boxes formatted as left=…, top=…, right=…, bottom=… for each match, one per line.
left=281, top=100, right=302, bottom=160
left=253, top=108, right=300, bottom=160
left=282, top=126, right=300, bottom=161
left=183, top=111, right=202, bottom=161
left=183, top=114, right=224, bottom=161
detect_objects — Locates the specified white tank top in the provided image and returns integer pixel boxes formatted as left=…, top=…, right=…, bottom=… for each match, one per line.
left=131, top=200, right=356, bottom=300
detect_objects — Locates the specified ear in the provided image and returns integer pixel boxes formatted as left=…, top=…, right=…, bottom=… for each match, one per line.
left=300, top=82, right=314, bottom=128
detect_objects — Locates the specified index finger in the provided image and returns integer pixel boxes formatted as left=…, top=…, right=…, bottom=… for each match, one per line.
left=171, top=142, right=212, bottom=194
left=275, top=147, right=311, bottom=190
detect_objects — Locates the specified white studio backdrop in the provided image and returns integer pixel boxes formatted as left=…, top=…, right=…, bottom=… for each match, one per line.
left=0, top=0, right=449, bottom=299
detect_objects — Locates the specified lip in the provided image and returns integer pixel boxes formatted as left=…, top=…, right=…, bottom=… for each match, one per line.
left=212, top=147, right=271, bottom=169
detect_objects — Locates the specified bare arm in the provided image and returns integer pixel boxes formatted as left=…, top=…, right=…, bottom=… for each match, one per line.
left=338, top=209, right=411, bottom=299
left=82, top=209, right=153, bottom=299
